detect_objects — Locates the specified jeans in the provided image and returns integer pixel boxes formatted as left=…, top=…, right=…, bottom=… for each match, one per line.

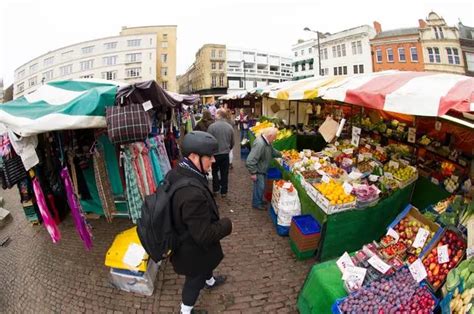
left=240, top=128, right=248, bottom=141
left=212, top=154, right=230, bottom=195
left=182, top=271, right=213, bottom=306
left=252, top=174, right=266, bottom=208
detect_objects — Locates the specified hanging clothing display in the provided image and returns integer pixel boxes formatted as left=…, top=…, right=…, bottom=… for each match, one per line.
left=146, top=137, right=164, bottom=184
left=7, top=130, right=39, bottom=171
left=154, top=135, right=172, bottom=175
left=32, top=176, right=61, bottom=243
left=123, top=149, right=143, bottom=223
left=93, top=145, right=116, bottom=223
left=61, top=166, right=93, bottom=250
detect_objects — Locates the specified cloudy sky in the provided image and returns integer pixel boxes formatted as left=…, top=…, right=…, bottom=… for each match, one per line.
left=1, top=0, right=473, bottom=86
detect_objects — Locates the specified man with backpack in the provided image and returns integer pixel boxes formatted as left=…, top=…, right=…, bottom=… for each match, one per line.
left=138, top=131, right=232, bottom=314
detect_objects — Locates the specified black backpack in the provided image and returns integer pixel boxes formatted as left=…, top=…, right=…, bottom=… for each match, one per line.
left=136, top=177, right=204, bottom=262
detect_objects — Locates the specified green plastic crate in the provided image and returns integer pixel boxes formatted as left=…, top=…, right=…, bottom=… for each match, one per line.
left=290, top=238, right=315, bottom=261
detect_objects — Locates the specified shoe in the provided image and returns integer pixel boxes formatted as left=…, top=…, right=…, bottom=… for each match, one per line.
left=212, top=191, right=219, bottom=197
left=252, top=206, right=266, bottom=211
left=221, top=193, right=227, bottom=198
left=190, top=309, right=208, bottom=314
left=205, top=275, right=227, bottom=289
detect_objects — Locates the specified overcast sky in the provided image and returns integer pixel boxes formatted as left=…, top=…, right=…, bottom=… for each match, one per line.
left=1, top=0, right=473, bottom=86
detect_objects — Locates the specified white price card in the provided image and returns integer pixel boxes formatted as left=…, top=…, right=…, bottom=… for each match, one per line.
left=438, top=245, right=450, bottom=264
left=343, top=148, right=354, bottom=155
left=343, top=182, right=353, bottom=195
left=335, top=141, right=340, bottom=146
left=348, top=171, right=363, bottom=181
left=467, top=247, right=474, bottom=259
left=452, top=175, right=459, bottom=183
left=343, top=158, right=353, bottom=166
left=387, top=227, right=400, bottom=242
left=389, top=160, right=399, bottom=169
left=368, top=255, right=391, bottom=274
left=314, top=162, right=322, bottom=170
left=337, top=252, right=355, bottom=274
left=363, top=153, right=373, bottom=159
left=376, top=146, right=384, bottom=153
left=385, top=172, right=394, bottom=179
left=431, top=177, right=439, bottom=185
left=408, top=128, right=416, bottom=143
left=342, top=266, right=367, bottom=286
left=365, top=144, right=371, bottom=149
left=413, top=228, right=430, bottom=249
left=322, top=175, right=330, bottom=183
left=351, top=127, right=361, bottom=147
left=409, top=258, right=428, bottom=283
left=282, top=182, right=292, bottom=189
left=369, top=175, right=379, bottom=182
left=358, top=154, right=365, bottom=162
left=142, top=100, right=153, bottom=111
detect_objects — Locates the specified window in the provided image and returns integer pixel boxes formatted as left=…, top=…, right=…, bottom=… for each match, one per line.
left=333, top=67, right=337, bottom=75
left=127, top=39, right=141, bottom=47
left=332, top=46, right=337, bottom=58
left=103, top=55, right=117, bottom=66
left=126, top=53, right=142, bottom=63
left=439, top=27, right=444, bottom=39
left=104, top=42, right=117, bottom=50
left=29, top=76, right=37, bottom=87
left=17, top=82, right=24, bottom=93
left=322, top=48, right=328, bottom=60
left=82, top=46, right=94, bottom=54
left=337, top=45, right=341, bottom=57
left=126, top=67, right=141, bottom=78
left=43, top=70, right=53, bottom=81
left=161, top=54, right=167, bottom=63
left=341, top=44, right=346, bottom=57
left=212, top=62, right=216, bottom=70
left=301, top=63, right=306, bottom=71
left=434, top=27, right=439, bottom=39
left=80, top=74, right=94, bottom=78
left=466, top=52, right=474, bottom=71
left=338, top=66, right=343, bottom=75
left=211, top=49, right=216, bottom=58
left=301, top=49, right=304, bottom=56
left=359, top=64, right=364, bottom=74
left=18, top=70, right=25, bottom=79
left=353, top=64, right=359, bottom=74
left=219, top=62, right=223, bottom=70
left=357, top=41, right=362, bottom=54
left=323, top=68, right=329, bottom=76
left=161, top=42, right=168, bottom=48
left=387, top=48, right=394, bottom=62
left=60, top=64, right=73, bottom=76
left=410, top=47, right=418, bottom=62
left=294, top=51, right=298, bottom=57
left=80, top=59, right=94, bottom=71
left=30, top=63, right=38, bottom=73
left=434, top=47, right=441, bottom=63
left=161, top=67, right=168, bottom=76
left=352, top=42, right=357, bottom=55
left=343, top=66, right=347, bottom=75
left=219, top=50, right=224, bottom=58
left=44, top=56, right=54, bottom=67
left=219, top=75, right=225, bottom=87
left=428, top=47, right=441, bottom=63
left=447, top=48, right=461, bottom=65
left=309, top=47, right=313, bottom=54
left=294, top=65, right=298, bottom=72
left=163, top=34, right=168, bottom=40
left=376, top=49, right=382, bottom=63
left=102, top=71, right=117, bottom=80
left=309, top=63, right=313, bottom=70
left=398, top=48, right=406, bottom=62
left=211, top=75, right=217, bottom=87
left=162, top=81, right=168, bottom=90
left=150, top=38, right=153, bottom=45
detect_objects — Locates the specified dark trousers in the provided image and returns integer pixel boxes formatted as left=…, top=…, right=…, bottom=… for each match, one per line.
left=182, top=271, right=213, bottom=306
left=212, top=154, right=230, bottom=195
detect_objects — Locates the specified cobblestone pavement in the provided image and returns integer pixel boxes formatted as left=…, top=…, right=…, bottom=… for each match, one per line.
left=0, top=144, right=313, bottom=313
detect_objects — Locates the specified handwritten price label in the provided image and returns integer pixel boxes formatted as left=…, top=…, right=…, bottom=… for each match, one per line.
left=343, top=182, right=353, bottom=195
left=322, top=175, right=331, bottom=183
left=438, top=245, right=449, bottom=264
left=409, top=258, right=427, bottom=283
left=389, top=160, right=399, bottom=169
left=387, top=227, right=400, bottom=242
left=413, top=228, right=430, bottom=249
left=337, top=252, right=355, bottom=274
left=368, top=255, right=391, bottom=274
left=342, top=266, right=367, bottom=287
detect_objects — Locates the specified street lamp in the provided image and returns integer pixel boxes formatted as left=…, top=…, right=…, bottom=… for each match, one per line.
left=304, top=27, right=323, bottom=76
left=241, top=59, right=246, bottom=90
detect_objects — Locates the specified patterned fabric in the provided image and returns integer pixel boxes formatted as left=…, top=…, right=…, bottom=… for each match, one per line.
left=106, top=104, right=151, bottom=145
left=138, top=143, right=156, bottom=194
left=3, top=154, right=27, bottom=189
left=32, top=176, right=61, bottom=243
left=67, top=152, right=80, bottom=196
left=130, top=145, right=146, bottom=198
left=93, top=147, right=116, bottom=223
left=146, top=138, right=164, bottom=184
left=155, top=135, right=172, bottom=175
left=123, top=149, right=143, bottom=223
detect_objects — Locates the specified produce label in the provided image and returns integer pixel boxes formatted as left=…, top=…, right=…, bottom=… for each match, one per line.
left=314, top=162, right=322, bottom=170
left=322, top=175, right=330, bottom=183
left=412, top=228, right=430, bottom=249
left=342, top=266, right=367, bottom=286
left=337, top=252, right=355, bottom=274
left=365, top=144, right=371, bottom=149
left=368, top=255, right=391, bottom=274
left=282, top=182, right=292, bottom=189
left=343, top=148, right=354, bottom=155
left=389, top=160, right=399, bottom=169
left=437, top=245, right=449, bottom=264
left=387, top=227, right=400, bottom=242
left=385, top=172, right=393, bottom=179
left=142, top=100, right=153, bottom=111
left=431, top=177, right=439, bottom=185
left=408, top=128, right=416, bottom=143
left=467, top=247, right=474, bottom=259
left=358, top=154, right=365, bottom=162
left=409, top=258, right=427, bottom=283
left=351, top=127, right=361, bottom=147
left=451, top=175, right=459, bottom=183
left=343, top=182, right=353, bottom=195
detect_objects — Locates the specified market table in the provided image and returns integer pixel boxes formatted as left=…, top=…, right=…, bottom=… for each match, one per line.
left=248, top=132, right=297, bottom=151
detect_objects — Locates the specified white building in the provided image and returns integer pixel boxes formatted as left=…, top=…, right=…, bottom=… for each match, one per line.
left=13, top=33, right=158, bottom=99
left=292, top=25, right=376, bottom=80
left=226, top=47, right=293, bottom=94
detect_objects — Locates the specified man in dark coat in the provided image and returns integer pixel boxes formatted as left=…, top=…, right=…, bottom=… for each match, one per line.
left=166, top=131, right=232, bottom=314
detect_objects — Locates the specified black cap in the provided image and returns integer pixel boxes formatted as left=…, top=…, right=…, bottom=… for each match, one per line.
left=181, top=131, right=218, bottom=157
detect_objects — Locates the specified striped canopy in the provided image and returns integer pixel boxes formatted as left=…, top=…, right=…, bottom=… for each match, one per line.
left=0, top=79, right=119, bottom=136
left=268, top=76, right=346, bottom=100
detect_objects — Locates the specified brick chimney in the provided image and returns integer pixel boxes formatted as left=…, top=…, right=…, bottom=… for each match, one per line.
left=418, top=19, right=427, bottom=28
left=373, top=21, right=382, bottom=34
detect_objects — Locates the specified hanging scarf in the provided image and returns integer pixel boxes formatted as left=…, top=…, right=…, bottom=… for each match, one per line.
left=123, top=149, right=143, bottom=223
left=138, top=142, right=157, bottom=194
left=32, top=176, right=61, bottom=243
left=61, top=166, right=93, bottom=250
left=93, top=146, right=116, bottom=223
left=146, top=138, right=164, bottom=184
left=130, top=144, right=147, bottom=198
left=156, top=135, right=172, bottom=174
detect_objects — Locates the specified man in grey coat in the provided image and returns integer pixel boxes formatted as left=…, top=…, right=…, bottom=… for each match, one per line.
left=207, top=109, right=235, bottom=197
left=245, top=127, right=282, bottom=210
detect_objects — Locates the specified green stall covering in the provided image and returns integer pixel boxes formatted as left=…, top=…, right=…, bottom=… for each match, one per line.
left=411, top=175, right=451, bottom=210
left=297, top=258, right=347, bottom=314
left=248, top=132, right=297, bottom=151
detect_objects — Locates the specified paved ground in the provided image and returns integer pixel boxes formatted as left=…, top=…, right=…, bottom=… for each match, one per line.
left=0, top=144, right=313, bottom=313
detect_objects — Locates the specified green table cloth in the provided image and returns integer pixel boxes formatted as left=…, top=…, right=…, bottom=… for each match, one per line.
left=411, top=175, right=451, bottom=210
left=248, top=132, right=297, bottom=151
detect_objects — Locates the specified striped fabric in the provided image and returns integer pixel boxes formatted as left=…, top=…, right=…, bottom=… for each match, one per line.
left=105, top=103, right=151, bottom=144
left=123, top=148, right=143, bottom=224
left=93, top=147, right=116, bottom=223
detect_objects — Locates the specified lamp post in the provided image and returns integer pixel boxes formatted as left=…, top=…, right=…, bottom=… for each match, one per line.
left=304, top=27, right=323, bottom=76
left=241, top=59, right=246, bottom=90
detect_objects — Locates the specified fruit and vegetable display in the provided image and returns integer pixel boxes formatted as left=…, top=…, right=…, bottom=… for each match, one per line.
left=337, top=268, right=437, bottom=313
left=276, top=128, right=293, bottom=141
left=448, top=288, right=474, bottom=314
left=315, top=180, right=355, bottom=205
left=352, top=184, right=380, bottom=204
left=422, top=229, right=466, bottom=290
left=250, top=120, right=275, bottom=136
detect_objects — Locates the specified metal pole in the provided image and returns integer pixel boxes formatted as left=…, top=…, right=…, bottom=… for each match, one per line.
left=317, top=32, right=322, bottom=76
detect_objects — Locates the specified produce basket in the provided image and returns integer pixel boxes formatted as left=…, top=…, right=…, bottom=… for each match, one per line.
left=289, top=215, right=321, bottom=252
left=316, top=192, right=357, bottom=215
left=289, top=238, right=315, bottom=261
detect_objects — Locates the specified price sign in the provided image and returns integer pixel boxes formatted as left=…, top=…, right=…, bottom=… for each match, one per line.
left=438, top=245, right=449, bottom=264
left=387, top=227, right=400, bottom=242
left=337, top=252, right=355, bottom=274
left=413, top=228, right=430, bottom=248
left=343, top=182, right=353, bottom=195
left=358, top=154, right=365, bottom=162
left=431, top=177, right=439, bottom=185
left=368, top=255, right=391, bottom=274
left=142, top=100, right=153, bottom=111
left=385, top=172, right=394, bottom=179
left=342, top=266, right=367, bottom=286
left=397, top=125, right=405, bottom=133
left=282, top=182, right=292, bottom=189
left=322, top=175, right=330, bottom=183
left=348, top=171, right=363, bottom=181
left=365, top=144, right=371, bottom=149
left=389, top=160, right=399, bottom=169
left=467, top=247, right=474, bottom=259
left=343, top=148, right=354, bottom=155
left=451, top=175, right=459, bottom=183
left=351, top=127, right=361, bottom=147
left=409, top=258, right=428, bottom=283
left=435, top=121, right=442, bottom=131
left=363, top=153, right=373, bottom=159
left=335, top=141, right=340, bottom=146
left=314, top=162, right=322, bottom=170
left=369, top=175, right=379, bottom=182
left=408, top=128, right=416, bottom=143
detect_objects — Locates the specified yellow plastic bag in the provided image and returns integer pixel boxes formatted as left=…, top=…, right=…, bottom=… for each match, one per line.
left=105, top=226, right=148, bottom=272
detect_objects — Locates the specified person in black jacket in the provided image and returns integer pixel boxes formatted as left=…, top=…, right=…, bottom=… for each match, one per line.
left=166, top=131, right=233, bottom=314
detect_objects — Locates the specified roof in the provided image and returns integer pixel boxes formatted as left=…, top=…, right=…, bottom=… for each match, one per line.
left=458, top=22, right=474, bottom=40
left=374, top=27, right=419, bottom=39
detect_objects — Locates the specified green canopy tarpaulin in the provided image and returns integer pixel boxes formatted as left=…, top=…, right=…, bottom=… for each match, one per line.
left=0, top=79, right=118, bottom=136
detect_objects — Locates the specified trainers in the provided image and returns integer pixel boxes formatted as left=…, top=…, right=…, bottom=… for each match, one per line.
left=205, top=275, right=227, bottom=289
